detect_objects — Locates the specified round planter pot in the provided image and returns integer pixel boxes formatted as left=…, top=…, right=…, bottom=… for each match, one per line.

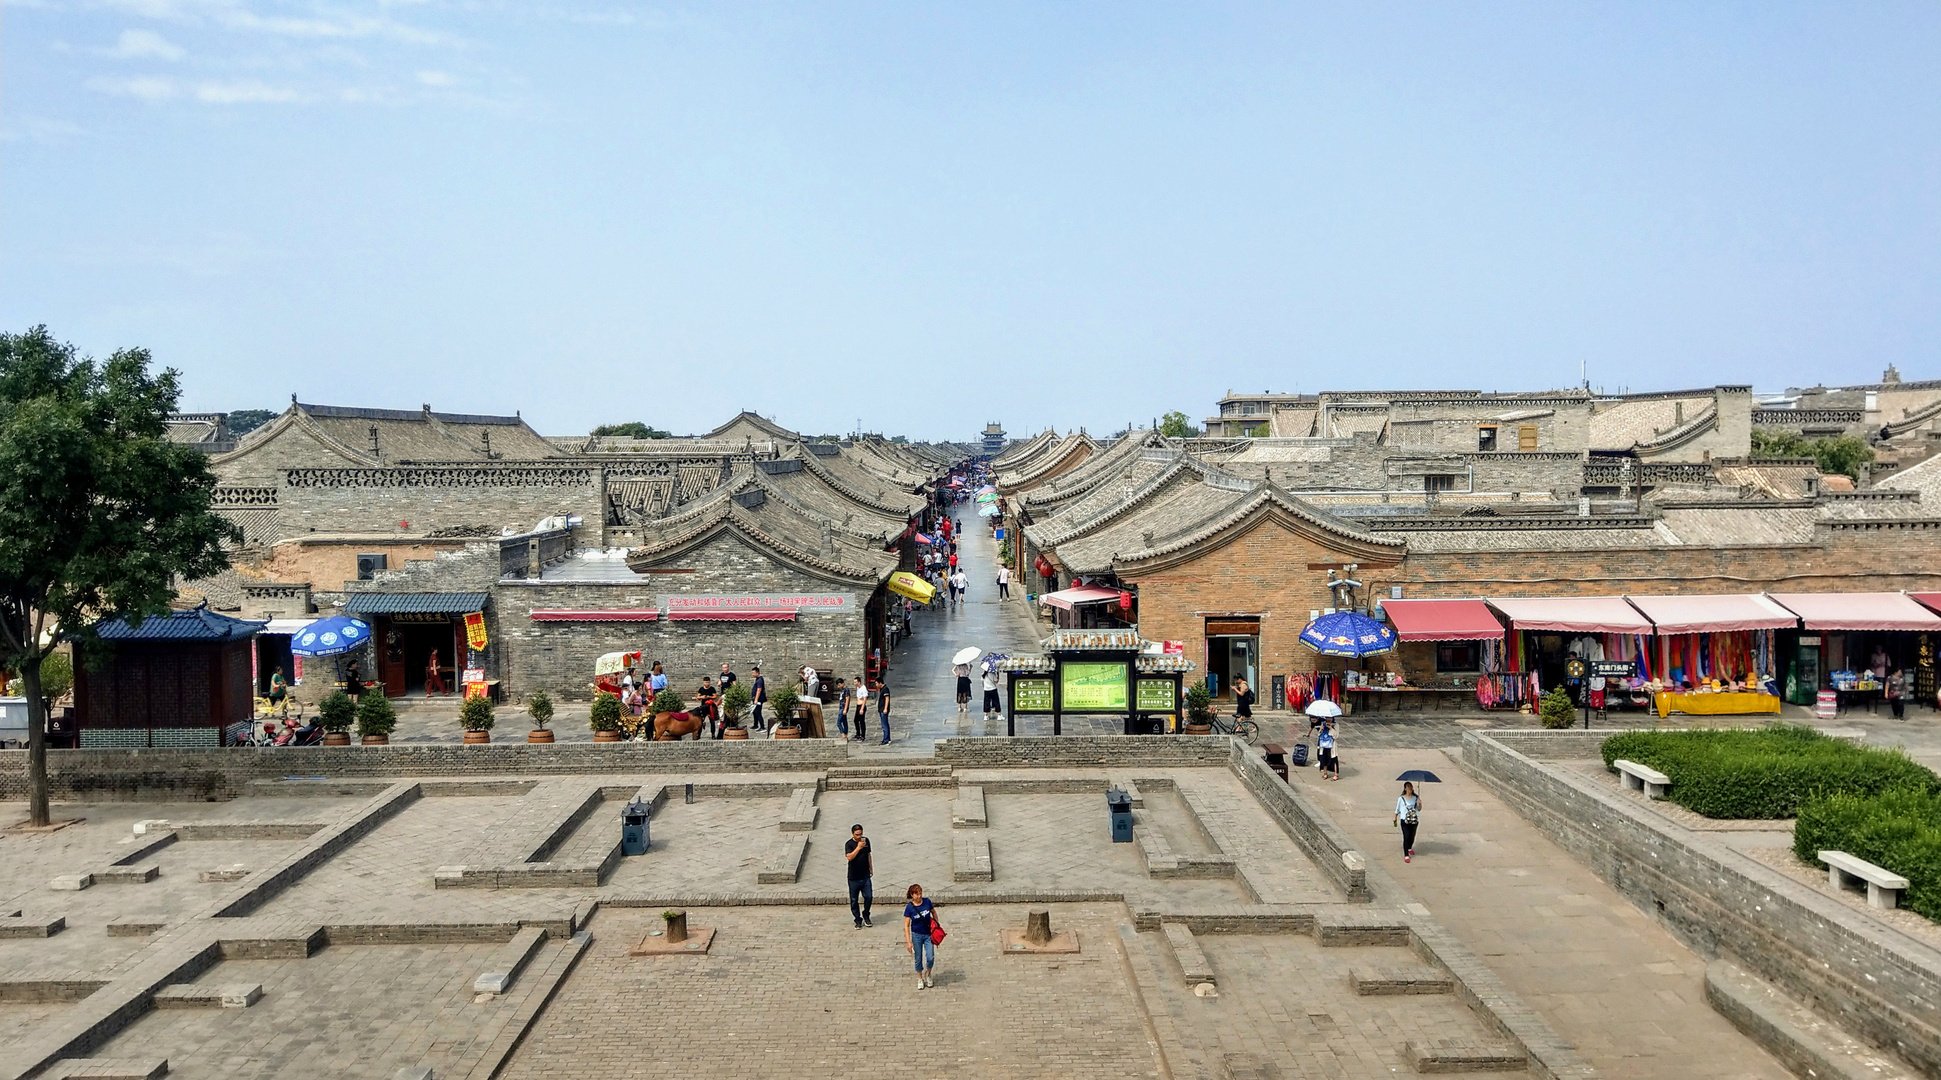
left=527, top=730, right=555, bottom=744
left=722, top=727, right=749, bottom=740
left=322, top=731, right=352, bottom=746
left=360, top=733, right=389, bottom=745
left=592, top=730, right=622, bottom=743
left=1184, top=723, right=1213, bottom=736
left=463, top=730, right=491, bottom=744
left=773, top=726, right=801, bottom=740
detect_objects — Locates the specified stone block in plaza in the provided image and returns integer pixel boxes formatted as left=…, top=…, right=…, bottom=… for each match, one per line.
left=48, top=873, right=92, bottom=891
left=0, top=913, right=64, bottom=938
left=778, top=787, right=819, bottom=832
left=1316, top=909, right=1411, bottom=947
left=152, top=983, right=263, bottom=1009
left=756, top=832, right=809, bottom=883
left=949, top=785, right=987, bottom=828
left=52, top=1060, right=169, bottom=1079
left=1350, top=965, right=1454, bottom=996
left=473, top=927, right=548, bottom=995
left=198, top=865, right=250, bottom=883
left=1402, top=1039, right=1526, bottom=1073
left=107, top=915, right=168, bottom=937
left=951, top=831, right=993, bottom=882
left=95, top=863, right=160, bottom=885
left=1161, top=922, right=1215, bottom=986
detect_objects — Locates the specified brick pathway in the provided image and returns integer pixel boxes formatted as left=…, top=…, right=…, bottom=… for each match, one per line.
left=1295, top=747, right=1791, bottom=1080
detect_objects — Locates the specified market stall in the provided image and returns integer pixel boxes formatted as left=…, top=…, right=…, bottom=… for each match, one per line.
left=1768, top=593, right=1941, bottom=715
left=1485, top=596, right=1656, bottom=709
left=1625, top=594, right=1794, bottom=718
left=1364, top=599, right=1510, bottom=712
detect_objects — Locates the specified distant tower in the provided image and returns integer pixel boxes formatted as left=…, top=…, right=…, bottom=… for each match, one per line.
left=982, top=422, right=1006, bottom=457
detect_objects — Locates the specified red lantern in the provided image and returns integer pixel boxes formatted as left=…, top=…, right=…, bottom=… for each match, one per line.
left=1035, top=554, right=1055, bottom=579
left=1118, top=590, right=1133, bottom=610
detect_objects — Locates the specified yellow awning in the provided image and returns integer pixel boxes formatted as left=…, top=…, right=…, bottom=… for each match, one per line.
left=887, top=571, right=936, bottom=604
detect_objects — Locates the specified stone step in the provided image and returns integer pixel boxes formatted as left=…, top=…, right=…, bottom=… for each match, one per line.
left=152, top=983, right=262, bottom=1009
left=1349, top=965, right=1453, bottom=996
left=952, top=831, right=993, bottom=882
left=1402, top=1039, right=1526, bottom=1073
left=825, top=764, right=951, bottom=778
left=757, top=832, right=810, bottom=884
left=823, top=776, right=957, bottom=791
left=50, top=1059, right=168, bottom=1079
left=1160, top=922, right=1215, bottom=986
left=780, top=787, right=819, bottom=832
left=474, top=927, right=548, bottom=995
left=1705, top=959, right=1917, bottom=1080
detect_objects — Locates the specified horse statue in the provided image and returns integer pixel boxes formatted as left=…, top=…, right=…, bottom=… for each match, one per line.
left=650, top=710, right=707, bottom=741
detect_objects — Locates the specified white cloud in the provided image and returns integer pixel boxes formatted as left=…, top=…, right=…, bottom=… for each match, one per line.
left=415, top=69, right=452, bottom=86
left=108, top=28, right=187, bottom=60
left=193, top=79, right=306, bottom=103
left=87, top=75, right=180, bottom=100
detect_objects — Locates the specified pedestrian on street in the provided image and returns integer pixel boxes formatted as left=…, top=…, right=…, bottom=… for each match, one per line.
left=1888, top=668, right=1906, bottom=720
left=845, top=824, right=873, bottom=928
left=1233, top=678, right=1255, bottom=726
left=649, top=662, right=668, bottom=695
left=719, top=664, right=737, bottom=692
left=834, top=677, right=852, bottom=737
left=950, top=569, right=968, bottom=607
left=852, top=677, right=871, bottom=741
left=697, top=676, right=719, bottom=737
left=953, top=661, right=972, bottom=714
left=948, top=551, right=958, bottom=573
left=878, top=682, right=893, bottom=744
left=1394, top=781, right=1422, bottom=862
left=903, top=883, right=942, bottom=988
left=981, top=664, right=1000, bottom=717
left=750, top=666, right=766, bottom=730
left=1317, top=719, right=1339, bottom=780
left=996, top=564, right=1010, bottom=600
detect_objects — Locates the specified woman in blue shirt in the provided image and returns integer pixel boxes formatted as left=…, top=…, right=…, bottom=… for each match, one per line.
left=903, top=883, right=943, bottom=988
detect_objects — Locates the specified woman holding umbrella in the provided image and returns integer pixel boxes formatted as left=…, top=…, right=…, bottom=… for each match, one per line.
left=1394, top=781, right=1423, bottom=862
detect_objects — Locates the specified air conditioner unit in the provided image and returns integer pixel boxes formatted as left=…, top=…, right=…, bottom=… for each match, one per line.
left=356, top=553, right=388, bottom=581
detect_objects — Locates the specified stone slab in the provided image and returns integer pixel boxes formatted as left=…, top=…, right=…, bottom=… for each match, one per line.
left=0, top=914, right=64, bottom=938
left=1315, top=909, right=1411, bottom=946
left=50, top=1060, right=168, bottom=1080
left=1349, top=964, right=1454, bottom=996
left=1160, top=922, right=1215, bottom=986
left=94, top=864, right=159, bottom=885
left=949, top=785, right=987, bottom=828
left=106, top=916, right=168, bottom=938
left=952, top=831, right=993, bottom=882
left=1402, top=1039, right=1526, bottom=1073
left=756, top=832, right=809, bottom=884
left=779, top=787, right=819, bottom=832
left=628, top=927, right=716, bottom=955
left=197, top=866, right=250, bottom=883
left=48, top=874, right=92, bottom=892
left=473, top=927, right=549, bottom=995
left=151, top=983, right=263, bottom=1009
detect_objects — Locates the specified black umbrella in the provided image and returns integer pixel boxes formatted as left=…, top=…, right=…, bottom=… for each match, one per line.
left=1394, top=769, right=1442, bottom=783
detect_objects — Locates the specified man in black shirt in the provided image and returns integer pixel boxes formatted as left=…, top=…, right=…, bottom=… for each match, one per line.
left=844, top=823, right=873, bottom=928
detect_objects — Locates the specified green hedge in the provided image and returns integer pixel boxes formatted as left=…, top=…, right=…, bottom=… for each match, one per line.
left=1795, top=788, right=1941, bottom=921
left=1600, top=726, right=1940, bottom=820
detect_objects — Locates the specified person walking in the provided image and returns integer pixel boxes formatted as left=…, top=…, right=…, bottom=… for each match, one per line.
left=750, top=666, right=766, bottom=731
left=696, top=676, right=719, bottom=737
left=903, top=883, right=942, bottom=988
left=833, top=677, right=852, bottom=738
left=878, top=682, right=893, bottom=744
left=996, top=564, right=1010, bottom=600
left=950, top=569, right=968, bottom=608
left=845, top=824, right=873, bottom=928
left=852, top=678, right=871, bottom=742
left=649, top=662, right=668, bottom=695
left=1394, top=781, right=1423, bottom=862
left=1233, top=677, right=1255, bottom=727
left=719, top=664, right=737, bottom=693
left=981, top=664, right=1000, bottom=718
left=1317, top=719, right=1339, bottom=780
left=1888, top=668, right=1907, bottom=721
left=953, top=661, right=973, bottom=714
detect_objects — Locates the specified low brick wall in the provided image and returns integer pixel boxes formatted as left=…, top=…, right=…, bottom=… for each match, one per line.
left=1473, top=728, right=1621, bottom=760
left=1226, top=742, right=1370, bottom=902
left=1461, top=730, right=1941, bottom=1076
left=931, top=735, right=1234, bottom=768
left=0, top=741, right=855, bottom=802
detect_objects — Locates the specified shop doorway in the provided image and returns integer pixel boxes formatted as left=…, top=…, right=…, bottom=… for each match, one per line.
left=1206, top=635, right=1258, bottom=700
left=255, top=635, right=294, bottom=695
left=380, top=617, right=461, bottom=697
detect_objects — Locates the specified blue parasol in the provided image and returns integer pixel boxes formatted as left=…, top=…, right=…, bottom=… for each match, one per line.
left=290, top=616, right=373, bottom=657
left=1297, top=611, right=1395, bottom=658
left=1395, top=770, right=1442, bottom=783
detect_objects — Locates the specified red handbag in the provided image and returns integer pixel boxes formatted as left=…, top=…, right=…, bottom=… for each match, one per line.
left=929, top=923, right=946, bottom=945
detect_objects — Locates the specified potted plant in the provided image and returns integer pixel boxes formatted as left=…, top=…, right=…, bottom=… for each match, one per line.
left=1183, top=682, right=1214, bottom=736
left=459, top=694, right=495, bottom=744
left=719, top=682, right=752, bottom=740
left=589, top=691, right=623, bottom=742
left=354, top=691, right=396, bottom=745
left=1539, top=688, right=1576, bottom=730
left=525, top=689, right=555, bottom=744
left=318, top=689, right=355, bottom=746
left=767, top=684, right=801, bottom=739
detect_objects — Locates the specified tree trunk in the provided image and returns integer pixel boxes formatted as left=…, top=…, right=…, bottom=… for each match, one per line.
left=22, top=656, right=48, bottom=827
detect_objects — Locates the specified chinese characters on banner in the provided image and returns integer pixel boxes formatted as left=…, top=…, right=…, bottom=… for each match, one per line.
left=464, top=611, right=488, bottom=651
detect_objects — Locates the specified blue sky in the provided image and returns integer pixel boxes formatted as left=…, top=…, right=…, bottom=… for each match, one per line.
left=4, top=3, right=1938, bottom=439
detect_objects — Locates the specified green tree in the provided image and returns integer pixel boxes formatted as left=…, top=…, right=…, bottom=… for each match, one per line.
left=0, top=328, right=238, bottom=825
left=1751, top=429, right=1875, bottom=481
left=591, top=421, right=671, bottom=439
left=1159, top=411, right=1199, bottom=438
left=224, top=409, right=275, bottom=435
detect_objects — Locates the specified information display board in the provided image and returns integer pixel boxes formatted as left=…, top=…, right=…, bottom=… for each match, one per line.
left=1135, top=678, right=1177, bottom=713
left=1011, top=677, right=1054, bottom=714
left=1060, top=662, right=1129, bottom=712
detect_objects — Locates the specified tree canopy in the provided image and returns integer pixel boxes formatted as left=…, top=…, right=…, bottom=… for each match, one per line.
left=0, top=327, right=239, bottom=825
left=1750, top=429, right=1876, bottom=482
left=1158, top=410, right=1199, bottom=438
left=225, top=408, right=275, bottom=435
left=592, top=421, right=671, bottom=439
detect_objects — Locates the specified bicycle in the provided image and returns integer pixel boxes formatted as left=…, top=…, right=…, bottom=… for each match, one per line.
left=1207, top=711, right=1259, bottom=744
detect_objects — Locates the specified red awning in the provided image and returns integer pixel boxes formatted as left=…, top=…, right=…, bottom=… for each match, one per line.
left=1039, top=585, right=1123, bottom=611
left=1380, top=599, right=1505, bottom=642
left=1487, top=597, right=1654, bottom=634
left=666, top=610, right=798, bottom=622
left=1912, top=593, right=1941, bottom=618
left=1624, top=594, right=1797, bottom=635
left=1768, top=593, right=1941, bottom=631
left=529, top=610, right=659, bottom=622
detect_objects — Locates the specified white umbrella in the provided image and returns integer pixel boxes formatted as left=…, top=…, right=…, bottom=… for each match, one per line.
left=1304, top=699, right=1343, bottom=719
left=595, top=651, right=641, bottom=676
left=952, top=646, right=982, bottom=665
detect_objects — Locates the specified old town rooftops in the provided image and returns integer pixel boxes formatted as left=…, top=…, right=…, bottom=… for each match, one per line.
left=624, top=470, right=899, bottom=584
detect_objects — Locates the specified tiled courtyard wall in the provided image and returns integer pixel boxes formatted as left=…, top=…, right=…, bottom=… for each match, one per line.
left=1461, top=730, right=1941, bottom=1077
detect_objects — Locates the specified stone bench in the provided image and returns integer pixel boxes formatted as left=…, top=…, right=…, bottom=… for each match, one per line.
left=949, top=786, right=987, bottom=829
left=152, top=983, right=262, bottom=1009
left=780, top=787, right=819, bottom=833
left=1349, top=965, right=1453, bottom=996
left=1613, top=759, right=1670, bottom=797
left=952, top=832, right=993, bottom=882
left=1819, top=849, right=1909, bottom=910
left=1403, top=1039, right=1526, bottom=1073
left=0, top=913, right=64, bottom=938
left=1160, top=922, right=1214, bottom=986
left=757, top=832, right=810, bottom=884
left=473, top=927, right=548, bottom=995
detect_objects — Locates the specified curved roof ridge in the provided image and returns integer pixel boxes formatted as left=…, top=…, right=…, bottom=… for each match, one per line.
left=1024, top=430, right=1162, bottom=506
left=749, top=467, right=897, bottom=542
left=1028, top=452, right=1203, bottom=547
left=213, top=406, right=379, bottom=469
left=700, top=410, right=803, bottom=443
left=1634, top=402, right=1719, bottom=453
left=791, top=445, right=920, bottom=517
left=1115, top=481, right=1405, bottom=569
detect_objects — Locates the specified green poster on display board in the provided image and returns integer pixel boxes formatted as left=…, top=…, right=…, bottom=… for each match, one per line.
left=1061, top=662, right=1128, bottom=712
left=1136, top=678, right=1176, bottom=713
left=1012, top=677, right=1054, bottom=714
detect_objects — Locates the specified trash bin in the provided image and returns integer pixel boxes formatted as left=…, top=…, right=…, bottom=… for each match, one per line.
left=1107, top=788, right=1133, bottom=843
left=1261, top=744, right=1288, bottom=782
left=621, top=798, right=651, bottom=856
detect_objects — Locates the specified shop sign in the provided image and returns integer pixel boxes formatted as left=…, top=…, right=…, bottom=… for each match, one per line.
left=464, top=612, right=489, bottom=651
left=1590, top=661, right=1633, bottom=678
left=392, top=612, right=453, bottom=624
left=1136, top=678, right=1176, bottom=713
left=1061, top=662, right=1128, bottom=712
left=1012, top=677, right=1054, bottom=714
left=663, top=593, right=853, bottom=614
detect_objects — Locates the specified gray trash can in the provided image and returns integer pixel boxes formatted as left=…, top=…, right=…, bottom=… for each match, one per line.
left=1107, top=788, right=1133, bottom=843
left=621, top=799, right=651, bottom=856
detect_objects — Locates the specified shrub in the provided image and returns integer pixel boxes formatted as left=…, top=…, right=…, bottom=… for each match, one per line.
left=317, top=690, right=355, bottom=732
left=1601, top=726, right=1940, bottom=819
left=37, top=651, right=73, bottom=703
left=354, top=692, right=396, bottom=737
left=720, top=682, right=751, bottom=727
left=589, top=692, right=622, bottom=732
left=526, top=689, right=554, bottom=731
left=767, top=684, right=800, bottom=728
left=1539, top=688, right=1576, bottom=729
left=648, top=688, right=686, bottom=715
left=1184, top=682, right=1213, bottom=725
left=459, top=695, right=495, bottom=732
left=1795, top=787, right=1941, bottom=921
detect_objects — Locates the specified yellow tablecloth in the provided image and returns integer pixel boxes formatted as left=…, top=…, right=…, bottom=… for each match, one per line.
left=1654, top=691, right=1782, bottom=719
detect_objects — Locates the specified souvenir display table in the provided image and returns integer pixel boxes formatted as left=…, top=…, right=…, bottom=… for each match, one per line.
left=1652, top=690, right=1781, bottom=718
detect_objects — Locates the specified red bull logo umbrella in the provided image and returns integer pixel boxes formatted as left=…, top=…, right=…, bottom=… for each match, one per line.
left=1297, top=611, right=1395, bottom=658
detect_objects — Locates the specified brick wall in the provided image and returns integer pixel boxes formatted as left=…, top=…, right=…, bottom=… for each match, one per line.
left=255, top=538, right=472, bottom=596
left=1462, top=731, right=1941, bottom=1077
left=278, top=470, right=606, bottom=544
